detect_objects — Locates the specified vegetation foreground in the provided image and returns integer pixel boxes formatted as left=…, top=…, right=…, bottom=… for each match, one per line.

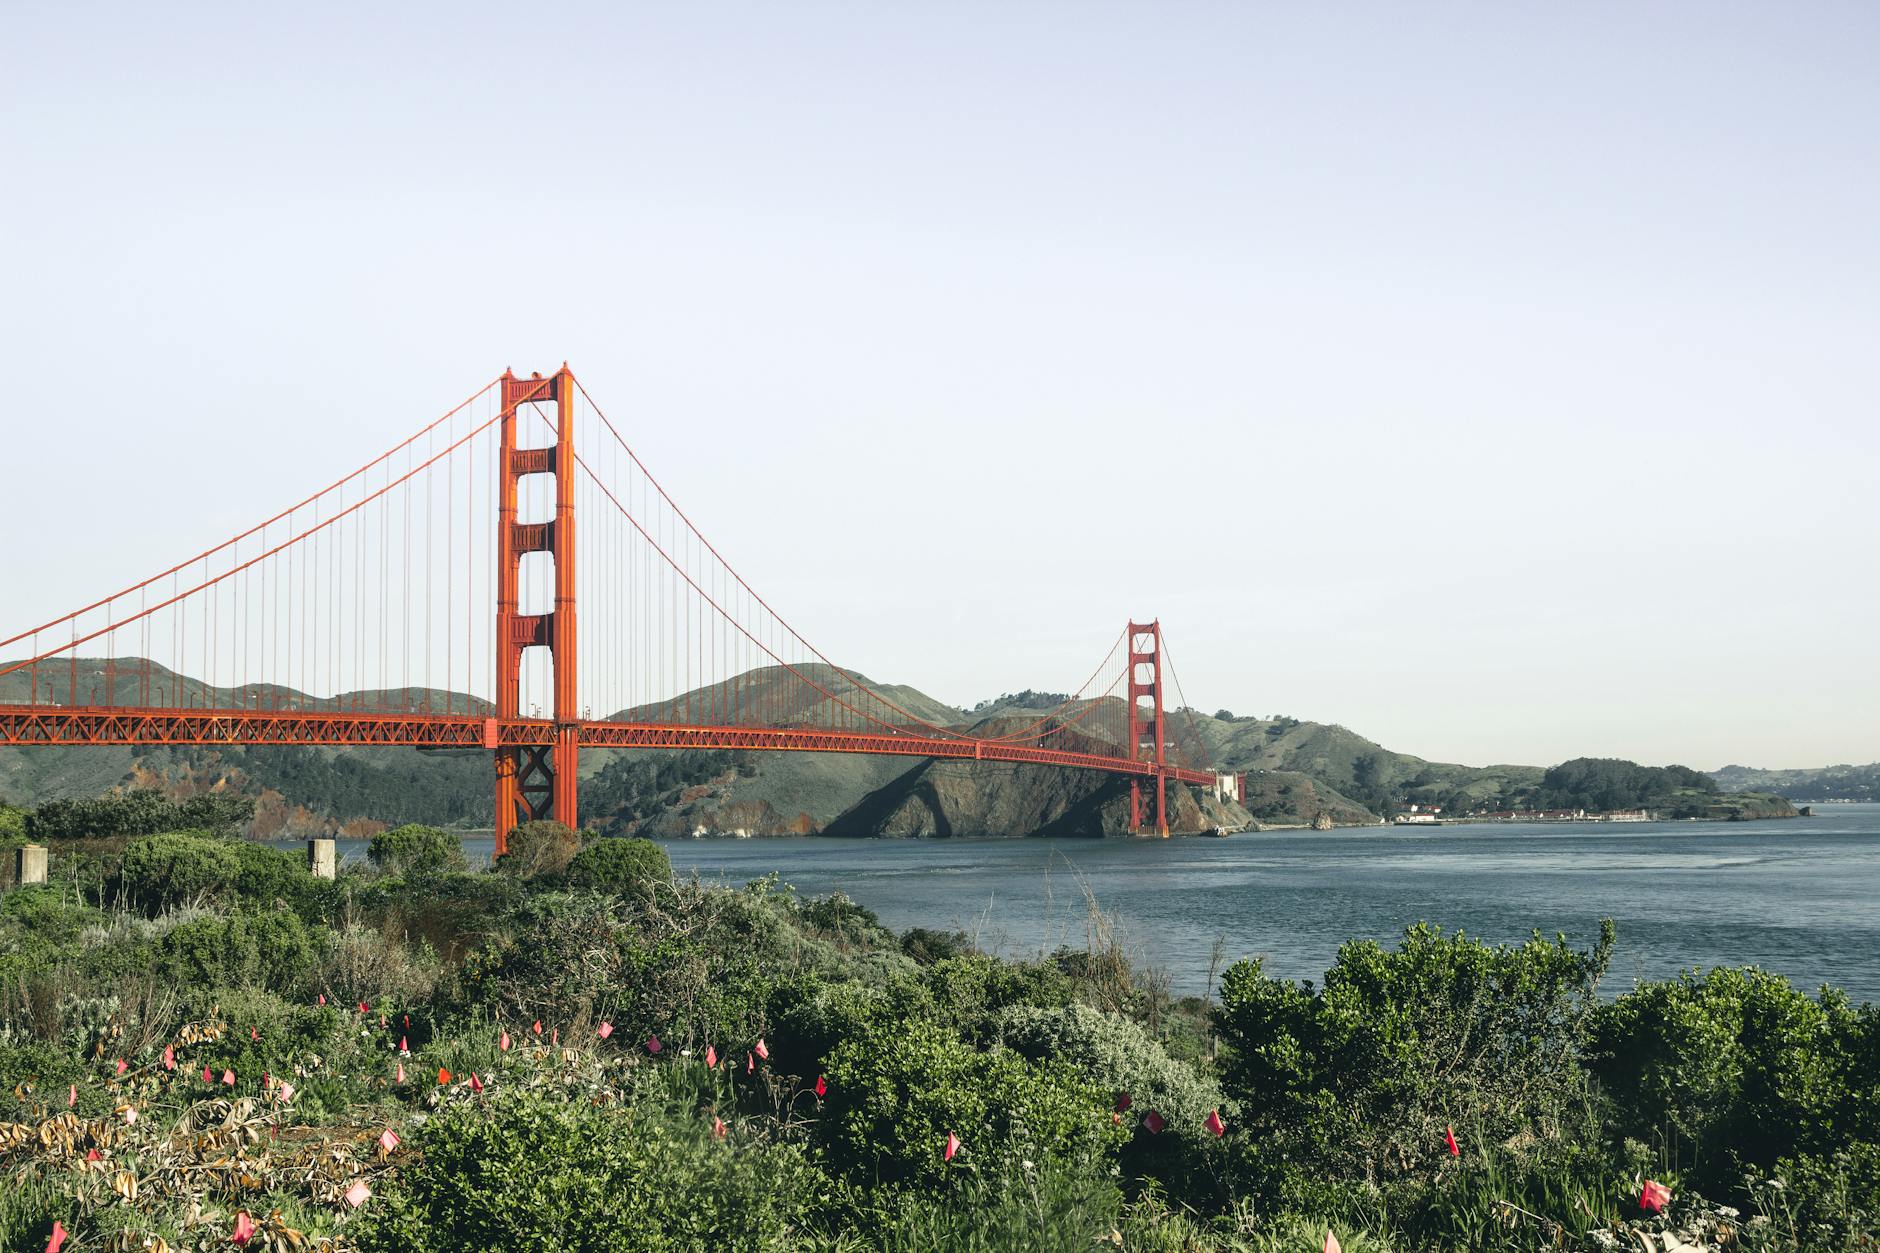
left=0, top=799, right=1877, bottom=1250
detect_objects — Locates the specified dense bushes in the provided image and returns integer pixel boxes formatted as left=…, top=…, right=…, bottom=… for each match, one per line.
left=563, top=836, right=669, bottom=890
left=494, top=819, right=582, bottom=879
left=353, top=1085, right=820, bottom=1252
left=367, top=823, right=467, bottom=877
left=118, top=830, right=313, bottom=912
left=153, top=908, right=325, bottom=989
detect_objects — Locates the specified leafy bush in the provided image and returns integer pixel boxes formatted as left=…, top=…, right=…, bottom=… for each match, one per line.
left=563, top=837, right=670, bottom=891
left=817, top=1015, right=1121, bottom=1190
left=1214, top=921, right=1613, bottom=1194
left=1589, top=965, right=1870, bottom=1193
left=118, top=831, right=312, bottom=913
left=495, top=820, right=582, bottom=880
left=153, top=908, right=325, bottom=990
left=352, top=1087, right=821, bottom=1252
left=28, top=790, right=254, bottom=839
left=368, top=823, right=467, bottom=877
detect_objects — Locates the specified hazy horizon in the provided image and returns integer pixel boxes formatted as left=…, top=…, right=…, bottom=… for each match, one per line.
left=3, top=3, right=1875, bottom=771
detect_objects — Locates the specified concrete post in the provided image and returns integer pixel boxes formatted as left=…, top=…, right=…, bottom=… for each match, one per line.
left=307, top=838, right=337, bottom=880
left=15, top=844, right=48, bottom=887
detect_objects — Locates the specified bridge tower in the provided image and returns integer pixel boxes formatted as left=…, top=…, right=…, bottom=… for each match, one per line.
left=1126, top=620, right=1168, bottom=837
left=491, top=367, right=579, bottom=854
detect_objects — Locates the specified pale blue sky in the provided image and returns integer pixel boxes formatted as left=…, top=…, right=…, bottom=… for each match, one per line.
left=3, top=2, right=1876, bottom=769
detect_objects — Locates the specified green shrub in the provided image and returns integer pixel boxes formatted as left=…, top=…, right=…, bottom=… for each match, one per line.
left=119, top=831, right=244, bottom=910
left=153, top=908, right=325, bottom=990
left=817, top=1015, right=1121, bottom=1190
left=563, top=837, right=669, bottom=890
left=923, top=954, right=1076, bottom=1040
left=368, top=823, right=467, bottom=877
left=351, top=1087, right=821, bottom=1252
left=0, top=804, right=27, bottom=842
left=1589, top=965, right=1867, bottom=1192
left=1214, top=921, right=1613, bottom=1196
left=495, top=820, right=581, bottom=880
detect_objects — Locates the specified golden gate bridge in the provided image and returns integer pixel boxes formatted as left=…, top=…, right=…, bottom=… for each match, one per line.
left=0, top=367, right=1216, bottom=847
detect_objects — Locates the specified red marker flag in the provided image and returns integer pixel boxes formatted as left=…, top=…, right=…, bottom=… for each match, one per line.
left=1640, top=1179, right=1671, bottom=1214
left=1323, top=1231, right=1342, bottom=1253
left=597, top=1021, right=614, bottom=1040
left=357, top=1001, right=369, bottom=1015
left=395, top=1062, right=406, bottom=1084
left=1115, top=1093, right=1132, bottom=1113
left=499, top=1031, right=511, bottom=1052
left=45, top=1219, right=67, bottom=1253
left=379, top=1128, right=400, bottom=1154
left=646, top=1035, right=662, bottom=1054
left=85, top=1148, right=100, bottom=1162
left=231, top=1211, right=256, bottom=1246
left=114, top=1059, right=126, bottom=1076
left=202, top=1065, right=213, bottom=1084
left=1143, top=1110, right=1166, bottom=1134
left=468, top=1072, right=484, bottom=1093
left=399, top=1036, right=409, bottom=1055
left=532, top=1020, right=542, bottom=1036
left=162, top=1045, right=175, bottom=1071
left=1205, top=1109, right=1226, bottom=1137
left=754, top=1038, right=769, bottom=1061
left=814, top=1075, right=827, bottom=1098
left=221, top=1069, right=235, bottom=1087
left=704, top=1045, right=717, bottom=1068
left=943, top=1131, right=961, bottom=1162
left=318, top=994, right=326, bottom=1006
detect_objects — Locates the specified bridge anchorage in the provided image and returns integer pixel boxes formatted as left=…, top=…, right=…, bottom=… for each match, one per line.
left=0, top=365, right=1217, bottom=849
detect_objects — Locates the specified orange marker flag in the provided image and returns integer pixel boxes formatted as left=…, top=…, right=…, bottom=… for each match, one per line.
left=436, top=1067, right=452, bottom=1086
left=754, top=1038, right=769, bottom=1061
left=943, top=1131, right=961, bottom=1162
left=45, top=1219, right=67, bottom=1253
left=1446, top=1125, right=1460, bottom=1157
left=1205, top=1109, right=1225, bottom=1137
left=1639, top=1178, right=1671, bottom=1214
left=1323, top=1230, right=1342, bottom=1253
left=231, top=1211, right=256, bottom=1246
left=704, top=1045, right=717, bottom=1068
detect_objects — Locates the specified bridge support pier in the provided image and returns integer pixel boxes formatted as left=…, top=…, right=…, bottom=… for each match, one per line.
left=493, top=367, right=579, bottom=855
left=1126, top=620, right=1169, bottom=837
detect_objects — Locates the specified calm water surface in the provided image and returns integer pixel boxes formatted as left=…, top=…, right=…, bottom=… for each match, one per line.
left=312, top=804, right=1880, bottom=1003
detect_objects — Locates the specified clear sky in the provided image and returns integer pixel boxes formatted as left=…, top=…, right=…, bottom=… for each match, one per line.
left=3, top=2, right=1875, bottom=771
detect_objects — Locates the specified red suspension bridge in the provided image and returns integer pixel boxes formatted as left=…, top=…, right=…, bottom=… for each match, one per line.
left=0, top=367, right=1217, bottom=847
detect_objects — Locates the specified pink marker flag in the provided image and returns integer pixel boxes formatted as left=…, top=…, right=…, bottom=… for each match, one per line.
left=45, top=1219, right=67, bottom=1253
left=202, top=1065, right=213, bottom=1084
left=1205, top=1109, right=1226, bottom=1138
left=814, top=1075, right=827, bottom=1098
left=278, top=1081, right=296, bottom=1102
left=399, top=1036, right=410, bottom=1055
left=162, top=1045, right=175, bottom=1071
left=395, top=1062, right=406, bottom=1084
left=318, top=994, right=326, bottom=1006
left=1323, top=1230, right=1342, bottom=1253
left=1143, top=1110, right=1166, bottom=1135
left=943, top=1131, right=961, bottom=1162
left=379, top=1014, right=388, bottom=1029
left=746, top=1053, right=754, bottom=1075
left=468, top=1072, right=484, bottom=1093
left=344, top=1180, right=371, bottom=1208
left=499, top=1031, right=511, bottom=1052
left=114, top=1058, right=126, bottom=1076
left=221, top=1069, right=235, bottom=1088
left=379, top=1128, right=400, bottom=1154
left=1115, top=1093, right=1132, bottom=1113
left=712, top=1116, right=727, bottom=1139
left=1445, top=1125, right=1460, bottom=1157
left=250, top=1027, right=258, bottom=1041
left=704, top=1045, right=717, bottom=1068
left=231, top=1211, right=256, bottom=1246
left=85, top=1148, right=100, bottom=1162
left=263, top=1073, right=274, bottom=1092
left=646, top=1035, right=662, bottom=1054
left=66, top=1084, right=76, bottom=1108
left=1640, top=1179, right=1671, bottom=1214
left=754, top=1038, right=769, bottom=1061
left=597, top=1021, right=614, bottom=1039
left=552, top=1028, right=559, bottom=1046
